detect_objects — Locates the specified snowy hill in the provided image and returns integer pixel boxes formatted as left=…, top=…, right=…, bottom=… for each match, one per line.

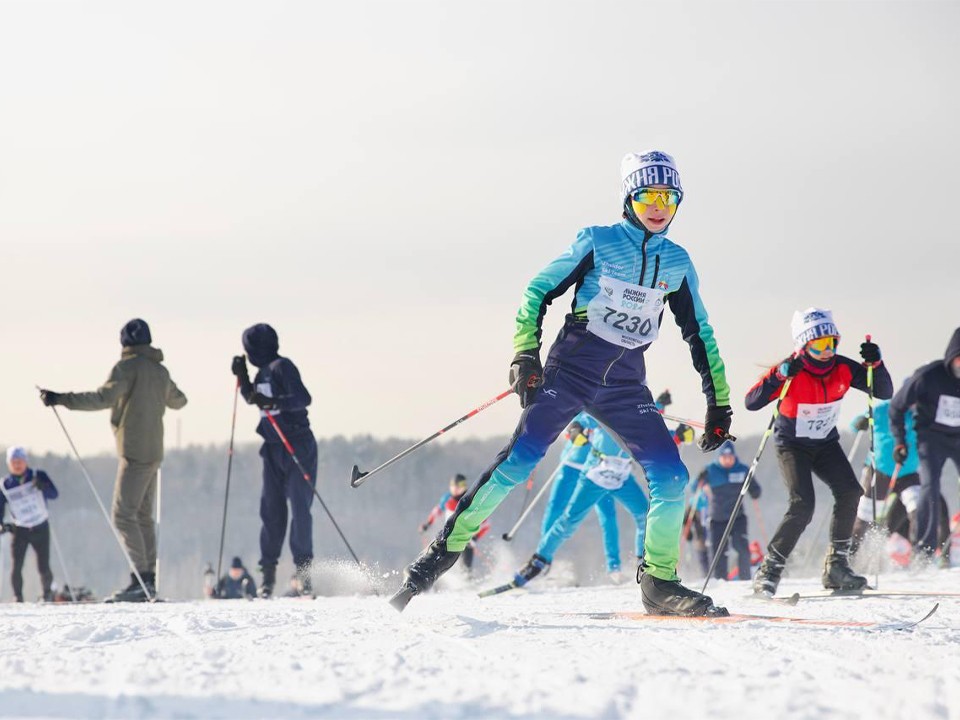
left=1, top=568, right=957, bottom=719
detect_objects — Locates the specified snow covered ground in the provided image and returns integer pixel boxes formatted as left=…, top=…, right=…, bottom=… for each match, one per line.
left=1, top=568, right=958, bottom=720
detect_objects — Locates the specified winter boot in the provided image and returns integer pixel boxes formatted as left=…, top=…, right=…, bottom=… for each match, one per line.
left=108, top=572, right=153, bottom=603
left=753, top=550, right=786, bottom=597
left=822, top=540, right=868, bottom=591
left=639, top=571, right=728, bottom=617
left=513, top=554, right=550, bottom=587
left=389, top=541, right=461, bottom=612
left=259, top=563, right=277, bottom=599
left=296, top=563, right=314, bottom=597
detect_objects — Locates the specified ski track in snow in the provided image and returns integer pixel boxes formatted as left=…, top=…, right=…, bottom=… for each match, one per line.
left=1, top=570, right=958, bottom=720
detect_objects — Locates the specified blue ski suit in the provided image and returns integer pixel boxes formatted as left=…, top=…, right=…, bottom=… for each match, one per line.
left=437, top=219, right=730, bottom=581
left=537, top=424, right=649, bottom=567
left=540, top=413, right=621, bottom=571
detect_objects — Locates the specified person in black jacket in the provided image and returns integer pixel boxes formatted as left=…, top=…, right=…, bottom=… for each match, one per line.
left=889, top=327, right=960, bottom=560
left=232, top=324, right=317, bottom=598
left=214, top=557, right=257, bottom=599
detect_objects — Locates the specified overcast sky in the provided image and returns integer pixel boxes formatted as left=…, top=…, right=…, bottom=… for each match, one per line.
left=1, top=1, right=957, bottom=459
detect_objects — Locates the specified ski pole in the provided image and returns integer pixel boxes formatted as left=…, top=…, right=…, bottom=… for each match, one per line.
left=263, top=411, right=362, bottom=566
left=865, top=335, right=879, bottom=589
left=660, top=413, right=705, bottom=430
left=702, top=377, right=793, bottom=594
left=800, top=427, right=865, bottom=568
left=49, top=523, right=78, bottom=603
left=215, top=380, right=241, bottom=597
left=44, top=403, right=153, bottom=601
left=350, top=388, right=513, bottom=488
left=155, top=467, right=163, bottom=597
left=502, top=471, right=559, bottom=542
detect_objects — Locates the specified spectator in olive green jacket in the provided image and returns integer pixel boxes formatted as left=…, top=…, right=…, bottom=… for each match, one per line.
left=39, top=318, right=187, bottom=601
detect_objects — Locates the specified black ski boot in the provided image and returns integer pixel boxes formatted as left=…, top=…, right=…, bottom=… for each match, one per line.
left=513, top=554, right=550, bottom=587
left=822, top=540, right=868, bottom=591
left=639, top=572, right=728, bottom=617
left=107, top=572, right=154, bottom=603
left=259, top=563, right=277, bottom=599
left=752, top=550, right=786, bottom=597
left=389, top=541, right=461, bottom=612
left=296, top=563, right=315, bottom=598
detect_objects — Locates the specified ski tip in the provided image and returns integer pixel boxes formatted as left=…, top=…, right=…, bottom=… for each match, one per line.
left=501, top=533, right=513, bottom=542
left=350, top=465, right=367, bottom=488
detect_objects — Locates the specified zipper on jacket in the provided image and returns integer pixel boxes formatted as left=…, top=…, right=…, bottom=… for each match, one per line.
left=820, top=377, right=828, bottom=403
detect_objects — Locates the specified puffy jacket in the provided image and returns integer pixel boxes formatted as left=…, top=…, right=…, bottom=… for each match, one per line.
left=890, top=327, right=960, bottom=442
left=745, top=354, right=892, bottom=447
left=58, top=345, right=187, bottom=462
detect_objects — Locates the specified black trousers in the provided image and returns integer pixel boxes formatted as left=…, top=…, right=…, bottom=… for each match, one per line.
left=916, top=431, right=960, bottom=552
left=710, top=515, right=751, bottom=580
left=768, top=441, right=862, bottom=559
left=11, top=521, right=53, bottom=602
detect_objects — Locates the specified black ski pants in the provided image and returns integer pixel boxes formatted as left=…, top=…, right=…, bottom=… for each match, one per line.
left=11, top=521, right=53, bottom=602
left=768, top=441, right=862, bottom=559
left=710, top=515, right=751, bottom=580
left=916, top=431, right=960, bottom=553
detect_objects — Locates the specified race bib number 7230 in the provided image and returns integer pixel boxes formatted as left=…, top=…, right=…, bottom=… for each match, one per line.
left=586, top=276, right=665, bottom=350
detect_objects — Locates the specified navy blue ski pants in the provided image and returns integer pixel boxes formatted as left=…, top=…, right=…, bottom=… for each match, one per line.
left=259, top=437, right=317, bottom=568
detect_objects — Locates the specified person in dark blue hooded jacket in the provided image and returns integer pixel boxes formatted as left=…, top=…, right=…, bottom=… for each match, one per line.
left=232, top=324, right=316, bottom=598
left=696, top=441, right=760, bottom=580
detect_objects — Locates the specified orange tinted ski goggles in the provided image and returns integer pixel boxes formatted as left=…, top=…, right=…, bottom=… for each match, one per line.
left=806, top=336, right=837, bottom=354
left=630, top=188, right=683, bottom=207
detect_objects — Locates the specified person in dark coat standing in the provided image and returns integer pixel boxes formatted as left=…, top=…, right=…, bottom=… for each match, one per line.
left=890, top=327, right=960, bottom=560
left=698, top=441, right=760, bottom=580
left=232, top=324, right=316, bottom=598
left=38, top=319, right=187, bottom=602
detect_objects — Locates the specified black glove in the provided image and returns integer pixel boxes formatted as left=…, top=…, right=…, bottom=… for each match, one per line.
left=860, top=340, right=881, bottom=364
left=249, top=392, right=279, bottom=410
left=418, top=522, right=430, bottom=534
left=39, top=389, right=61, bottom=407
left=893, top=444, right=908, bottom=464
left=509, top=352, right=543, bottom=408
left=853, top=415, right=870, bottom=432
left=699, top=405, right=733, bottom=452
left=656, top=390, right=672, bottom=409
left=776, top=356, right=804, bottom=380
left=231, top=355, right=249, bottom=380
left=0, top=523, right=14, bottom=534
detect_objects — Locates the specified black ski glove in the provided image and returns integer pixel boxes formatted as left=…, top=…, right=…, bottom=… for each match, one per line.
left=852, top=416, right=870, bottom=432
left=893, top=444, right=909, bottom=464
left=860, top=340, right=881, bottom=364
left=249, top=392, right=279, bottom=410
left=776, top=356, right=804, bottom=380
left=509, top=352, right=543, bottom=408
left=231, top=355, right=249, bottom=379
left=38, top=389, right=61, bottom=407
left=699, top=405, right=733, bottom=452
left=1, top=523, right=14, bottom=534
left=655, top=390, right=672, bottom=409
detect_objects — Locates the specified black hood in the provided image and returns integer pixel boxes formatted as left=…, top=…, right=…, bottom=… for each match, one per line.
left=945, top=327, right=960, bottom=370
left=242, top=323, right=280, bottom=368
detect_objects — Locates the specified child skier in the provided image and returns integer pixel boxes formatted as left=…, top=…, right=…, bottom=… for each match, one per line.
left=0, top=447, right=59, bottom=602
left=697, top=441, right=761, bottom=581
left=538, top=414, right=623, bottom=581
left=419, top=474, right=491, bottom=574
left=510, top=422, right=649, bottom=588
left=392, top=150, right=734, bottom=616
left=231, top=323, right=316, bottom=598
left=746, top=308, right=891, bottom=595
